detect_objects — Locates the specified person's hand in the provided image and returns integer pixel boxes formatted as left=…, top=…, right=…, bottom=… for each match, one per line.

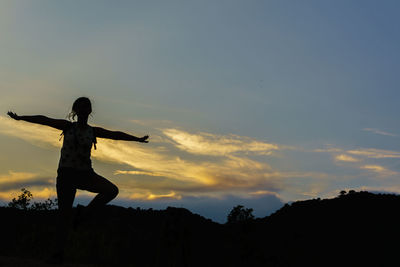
left=139, top=135, right=149, bottom=143
left=7, top=111, right=20, bottom=120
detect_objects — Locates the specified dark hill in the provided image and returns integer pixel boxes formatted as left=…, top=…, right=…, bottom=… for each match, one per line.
left=1, top=191, right=399, bottom=266
left=251, top=191, right=400, bottom=266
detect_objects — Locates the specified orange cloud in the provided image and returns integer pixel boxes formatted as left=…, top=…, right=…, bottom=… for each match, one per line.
left=335, top=154, right=360, bottom=162
left=162, top=128, right=280, bottom=156
left=128, top=190, right=182, bottom=201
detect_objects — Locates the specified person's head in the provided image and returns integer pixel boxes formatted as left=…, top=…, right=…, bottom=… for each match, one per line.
left=69, top=97, right=92, bottom=121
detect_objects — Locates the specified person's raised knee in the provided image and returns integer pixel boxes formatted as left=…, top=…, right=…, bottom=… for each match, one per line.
left=109, top=184, right=119, bottom=199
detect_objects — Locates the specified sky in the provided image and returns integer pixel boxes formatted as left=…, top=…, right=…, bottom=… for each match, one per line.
left=1, top=0, right=400, bottom=223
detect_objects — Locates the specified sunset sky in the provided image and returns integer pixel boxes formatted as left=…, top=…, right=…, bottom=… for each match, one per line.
left=1, top=1, right=400, bottom=223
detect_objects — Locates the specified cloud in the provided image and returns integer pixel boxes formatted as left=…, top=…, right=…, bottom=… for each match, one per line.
left=363, top=128, right=397, bottom=137
left=130, top=119, right=174, bottom=127
left=90, top=129, right=290, bottom=197
left=0, top=180, right=53, bottom=192
left=335, top=154, right=360, bottom=162
left=313, top=146, right=343, bottom=153
left=360, top=165, right=398, bottom=176
left=314, top=145, right=400, bottom=180
left=100, top=143, right=282, bottom=194
left=162, top=128, right=280, bottom=156
left=361, top=165, right=385, bottom=172
left=347, top=148, right=400, bottom=159
left=314, top=145, right=400, bottom=164
left=279, top=171, right=329, bottom=179
left=249, top=190, right=280, bottom=198
left=0, top=171, right=37, bottom=182
left=0, top=171, right=55, bottom=200
left=114, top=170, right=165, bottom=177
left=129, top=191, right=182, bottom=201
left=312, top=145, right=400, bottom=161
left=27, top=187, right=56, bottom=199
left=0, top=116, right=61, bottom=149
left=0, top=171, right=53, bottom=190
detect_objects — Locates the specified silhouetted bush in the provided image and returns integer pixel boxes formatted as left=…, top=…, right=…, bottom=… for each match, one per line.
left=30, top=198, right=58, bottom=211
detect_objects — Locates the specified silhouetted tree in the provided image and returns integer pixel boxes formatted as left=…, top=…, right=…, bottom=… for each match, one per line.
left=7, top=188, right=57, bottom=210
left=227, top=205, right=254, bottom=224
left=8, top=188, right=32, bottom=210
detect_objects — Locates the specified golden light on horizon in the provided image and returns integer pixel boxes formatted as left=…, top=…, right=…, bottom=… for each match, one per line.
left=0, top=116, right=283, bottom=199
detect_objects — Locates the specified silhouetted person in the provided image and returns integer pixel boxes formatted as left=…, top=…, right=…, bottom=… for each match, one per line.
left=7, top=97, right=149, bottom=263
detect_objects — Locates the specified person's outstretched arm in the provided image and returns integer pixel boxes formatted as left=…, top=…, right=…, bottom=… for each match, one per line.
left=94, top=126, right=149, bottom=143
left=7, top=111, right=70, bottom=130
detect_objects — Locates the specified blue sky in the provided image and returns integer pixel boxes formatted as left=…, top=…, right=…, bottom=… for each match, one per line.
left=1, top=1, right=400, bottom=223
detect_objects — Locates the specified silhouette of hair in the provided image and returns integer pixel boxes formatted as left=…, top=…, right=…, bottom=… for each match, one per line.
left=68, top=97, right=92, bottom=121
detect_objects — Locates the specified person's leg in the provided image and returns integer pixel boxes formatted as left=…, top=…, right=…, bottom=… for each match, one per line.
left=48, top=169, right=77, bottom=263
left=79, top=170, right=119, bottom=214
left=57, top=176, right=77, bottom=217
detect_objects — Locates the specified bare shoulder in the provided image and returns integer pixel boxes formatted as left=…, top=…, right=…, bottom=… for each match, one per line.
left=36, top=117, right=71, bottom=131
left=53, top=119, right=72, bottom=131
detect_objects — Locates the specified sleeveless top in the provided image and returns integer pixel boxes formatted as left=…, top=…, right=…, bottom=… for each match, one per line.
left=58, top=122, right=97, bottom=170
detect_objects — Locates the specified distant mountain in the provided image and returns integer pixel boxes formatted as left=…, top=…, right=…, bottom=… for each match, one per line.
left=1, top=191, right=399, bottom=266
